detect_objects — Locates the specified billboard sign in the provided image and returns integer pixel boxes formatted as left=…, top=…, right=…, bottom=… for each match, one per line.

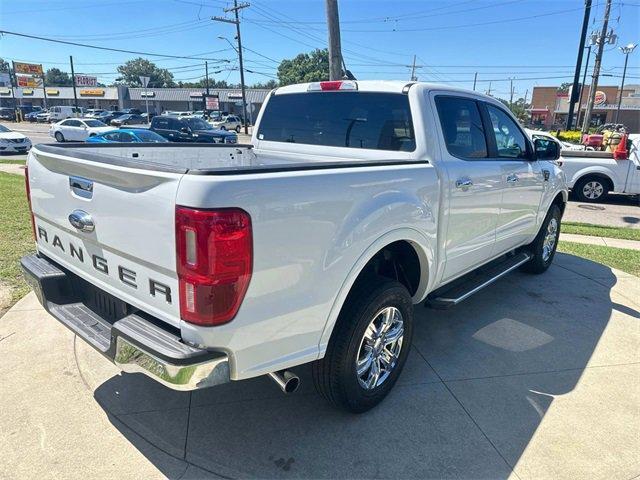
left=16, top=75, right=42, bottom=88
left=75, top=75, right=97, bottom=87
left=79, top=89, right=105, bottom=96
left=204, top=94, right=219, bottom=111
left=13, top=62, right=43, bottom=76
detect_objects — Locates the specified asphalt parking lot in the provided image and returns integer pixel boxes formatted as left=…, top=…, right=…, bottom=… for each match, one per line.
left=1, top=253, right=638, bottom=480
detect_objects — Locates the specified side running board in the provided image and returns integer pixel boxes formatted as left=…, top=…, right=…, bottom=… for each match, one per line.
left=426, top=252, right=532, bottom=309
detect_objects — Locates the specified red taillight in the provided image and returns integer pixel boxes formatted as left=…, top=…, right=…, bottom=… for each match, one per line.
left=307, top=80, right=358, bottom=92
left=24, top=165, right=36, bottom=240
left=175, top=206, right=252, bottom=326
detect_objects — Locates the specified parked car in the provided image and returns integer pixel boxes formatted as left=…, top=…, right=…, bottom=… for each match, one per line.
left=0, top=107, right=16, bottom=121
left=36, top=111, right=51, bottom=123
left=25, top=110, right=43, bottom=122
left=527, top=129, right=640, bottom=202
left=162, top=110, right=192, bottom=118
left=94, top=111, right=124, bottom=124
left=149, top=115, right=237, bottom=143
left=110, top=113, right=148, bottom=127
left=0, top=124, right=32, bottom=153
left=24, top=80, right=566, bottom=413
left=49, top=105, right=83, bottom=122
left=86, top=128, right=169, bottom=143
left=49, top=118, right=112, bottom=142
left=120, top=108, right=142, bottom=115
left=85, top=109, right=106, bottom=119
left=210, top=114, right=242, bottom=133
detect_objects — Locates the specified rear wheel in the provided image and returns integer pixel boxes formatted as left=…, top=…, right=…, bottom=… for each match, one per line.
left=220, top=126, right=227, bottom=130
left=54, top=132, right=65, bottom=142
left=521, top=204, right=562, bottom=274
left=235, top=125, right=241, bottom=133
left=574, top=176, right=609, bottom=203
left=312, top=279, right=413, bottom=413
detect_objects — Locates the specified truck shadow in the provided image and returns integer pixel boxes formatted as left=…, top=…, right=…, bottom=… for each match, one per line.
left=93, top=253, right=636, bottom=479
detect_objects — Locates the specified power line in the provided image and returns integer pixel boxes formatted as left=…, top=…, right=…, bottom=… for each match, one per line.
left=0, top=30, right=231, bottom=62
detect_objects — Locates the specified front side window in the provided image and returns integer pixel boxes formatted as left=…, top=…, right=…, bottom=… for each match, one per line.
left=257, top=92, right=415, bottom=152
left=435, top=96, right=487, bottom=159
left=153, top=118, right=169, bottom=129
left=485, top=104, right=528, bottom=159
left=103, top=132, right=120, bottom=141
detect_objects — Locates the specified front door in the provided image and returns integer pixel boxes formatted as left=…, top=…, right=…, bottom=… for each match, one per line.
left=433, top=94, right=502, bottom=282
left=482, top=103, right=545, bottom=252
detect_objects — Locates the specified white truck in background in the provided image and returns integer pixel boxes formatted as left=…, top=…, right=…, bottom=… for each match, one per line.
left=528, top=130, right=640, bottom=202
left=22, top=81, right=567, bottom=413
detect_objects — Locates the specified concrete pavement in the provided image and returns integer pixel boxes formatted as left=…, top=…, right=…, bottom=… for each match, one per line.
left=1, top=252, right=639, bottom=479
left=561, top=232, right=640, bottom=250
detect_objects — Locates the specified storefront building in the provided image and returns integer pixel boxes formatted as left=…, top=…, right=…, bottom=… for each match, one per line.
left=0, top=86, right=272, bottom=123
left=529, top=84, right=640, bottom=132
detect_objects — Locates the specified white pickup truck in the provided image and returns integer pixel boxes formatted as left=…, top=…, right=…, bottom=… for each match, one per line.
left=528, top=130, right=640, bottom=202
left=22, top=81, right=567, bottom=412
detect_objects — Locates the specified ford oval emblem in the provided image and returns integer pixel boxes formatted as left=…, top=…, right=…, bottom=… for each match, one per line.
left=68, top=210, right=95, bottom=233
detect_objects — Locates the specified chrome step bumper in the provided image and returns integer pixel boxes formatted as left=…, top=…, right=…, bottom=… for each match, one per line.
left=21, top=253, right=229, bottom=391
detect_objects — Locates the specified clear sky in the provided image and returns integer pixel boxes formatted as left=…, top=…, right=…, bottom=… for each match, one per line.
left=0, top=0, right=639, bottom=101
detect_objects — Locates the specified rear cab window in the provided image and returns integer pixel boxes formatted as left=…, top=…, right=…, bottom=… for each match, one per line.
left=257, top=92, right=416, bottom=152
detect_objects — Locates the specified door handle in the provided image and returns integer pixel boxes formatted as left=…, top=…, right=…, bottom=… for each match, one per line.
left=506, top=173, right=519, bottom=183
left=455, top=178, right=473, bottom=190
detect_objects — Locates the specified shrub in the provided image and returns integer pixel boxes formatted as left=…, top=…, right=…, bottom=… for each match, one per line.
left=550, top=130, right=583, bottom=144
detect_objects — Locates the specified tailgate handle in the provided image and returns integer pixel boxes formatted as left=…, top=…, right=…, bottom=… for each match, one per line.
left=70, top=176, right=93, bottom=199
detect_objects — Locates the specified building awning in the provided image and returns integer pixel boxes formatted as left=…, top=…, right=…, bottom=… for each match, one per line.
left=529, top=108, right=549, bottom=113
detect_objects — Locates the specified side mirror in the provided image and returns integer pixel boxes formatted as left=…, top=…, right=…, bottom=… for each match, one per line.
left=180, top=127, right=190, bottom=133
left=534, top=138, right=560, bottom=161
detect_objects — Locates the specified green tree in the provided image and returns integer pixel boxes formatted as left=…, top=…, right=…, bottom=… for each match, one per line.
left=44, top=68, right=72, bottom=86
left=277, top=49, right=329, bottom=86
left=251, top=79, right=278, bottom=89
left=558, top=82, right=572, bottom=93
left=0, top=58, right=9, bottom=73
left=116, top=58, right=175, bottom=87
left=498, top=97, right=530, bottom=123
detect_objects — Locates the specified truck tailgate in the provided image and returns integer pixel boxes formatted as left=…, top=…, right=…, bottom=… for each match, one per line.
left=27, top=147, right=184, bottom=327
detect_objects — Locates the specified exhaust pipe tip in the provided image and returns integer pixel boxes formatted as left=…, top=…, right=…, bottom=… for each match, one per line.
left=268, top=370, right=300, bottom=394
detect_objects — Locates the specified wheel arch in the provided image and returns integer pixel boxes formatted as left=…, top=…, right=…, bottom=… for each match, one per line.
left=572, top=170, right=615, bottom=192
left=318, top=228, right=434, bottom=353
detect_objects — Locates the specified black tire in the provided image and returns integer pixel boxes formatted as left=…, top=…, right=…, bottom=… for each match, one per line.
left=54, top=132, right=65, bottom=142
left=312, top=279, right=414, bottom=413
left=235, top=125, right=241, bottom=133
left=220, top=126, right=227, bottom=130
left=573, top=176, right=609, bottom=203
left=521, top=204, right=562, bottom=274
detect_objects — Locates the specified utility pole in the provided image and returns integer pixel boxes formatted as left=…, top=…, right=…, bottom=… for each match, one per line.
left=69, top=55, right=78, bottom=109
left=509, top=78, right=514, bottom=108
left=410, top=55, right=418, bottom=81
left=486, top=81, right=492, bottom=96
left=567, top=0, right=592, bottom=131
left=473, top=72, right=478, bottom=91
left=325, top=0, right=344, bottom=80
left=581, top=0, right=612, bottom=134
left=212, top=0, right=250, bottom=134
left=577, top=45, right=592, bottom=127
left=205, top=61, right=210, bottom=95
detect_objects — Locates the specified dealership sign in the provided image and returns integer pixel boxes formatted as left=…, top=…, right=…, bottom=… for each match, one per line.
left=13, top=62, right=43, bottom=76
left=75, top=75, right=97, bottom=87
left=189, top=91, right=203, bottom=97
left=46, top=89, right=59, bottom=95
left=594, top=91, right=606, bottom=106
left=16, top=75, right=42, bottom=88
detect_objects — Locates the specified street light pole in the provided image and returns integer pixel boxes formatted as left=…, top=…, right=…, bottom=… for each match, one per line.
left=577, top=45, right=592, bottom=127
left=615, top=43, right=637, bottom=124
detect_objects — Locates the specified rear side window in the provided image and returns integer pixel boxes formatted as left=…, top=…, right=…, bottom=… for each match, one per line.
left=153, top=118, right=169, bottom=129
left=257, top=92, right=415, bottom=152
left=435, top=96, right=487, bottom=159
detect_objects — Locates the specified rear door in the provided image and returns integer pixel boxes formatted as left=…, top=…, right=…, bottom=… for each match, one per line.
left=61, top=119, right=82, bottom=140
left=481, top=103, right=544, bottom=252
left=433, top=95, right=502, bottom=281
left=28, top=148, right=185, bottom=327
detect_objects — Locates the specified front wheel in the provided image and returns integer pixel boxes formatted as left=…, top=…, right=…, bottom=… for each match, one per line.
left=521, top=204, right=562, bottom=274
left=312, top=279, right=413, bottom=413
left=54, top=132, right=65, bottom=142
left=235, top=125, right=241, bottom=133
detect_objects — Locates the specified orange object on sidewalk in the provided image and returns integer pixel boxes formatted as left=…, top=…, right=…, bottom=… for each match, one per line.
left=613, top=134, right=628, bottom=160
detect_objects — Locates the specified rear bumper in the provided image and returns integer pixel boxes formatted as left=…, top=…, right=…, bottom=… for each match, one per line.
left=21, top=253, right=230, bottom=391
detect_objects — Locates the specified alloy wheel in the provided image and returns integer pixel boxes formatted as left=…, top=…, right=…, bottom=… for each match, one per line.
left=542, top=217, right=558, bottom=262
left=355, top=306, right=404, bottom=390
left=583, top=181, right=604, bottom=200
